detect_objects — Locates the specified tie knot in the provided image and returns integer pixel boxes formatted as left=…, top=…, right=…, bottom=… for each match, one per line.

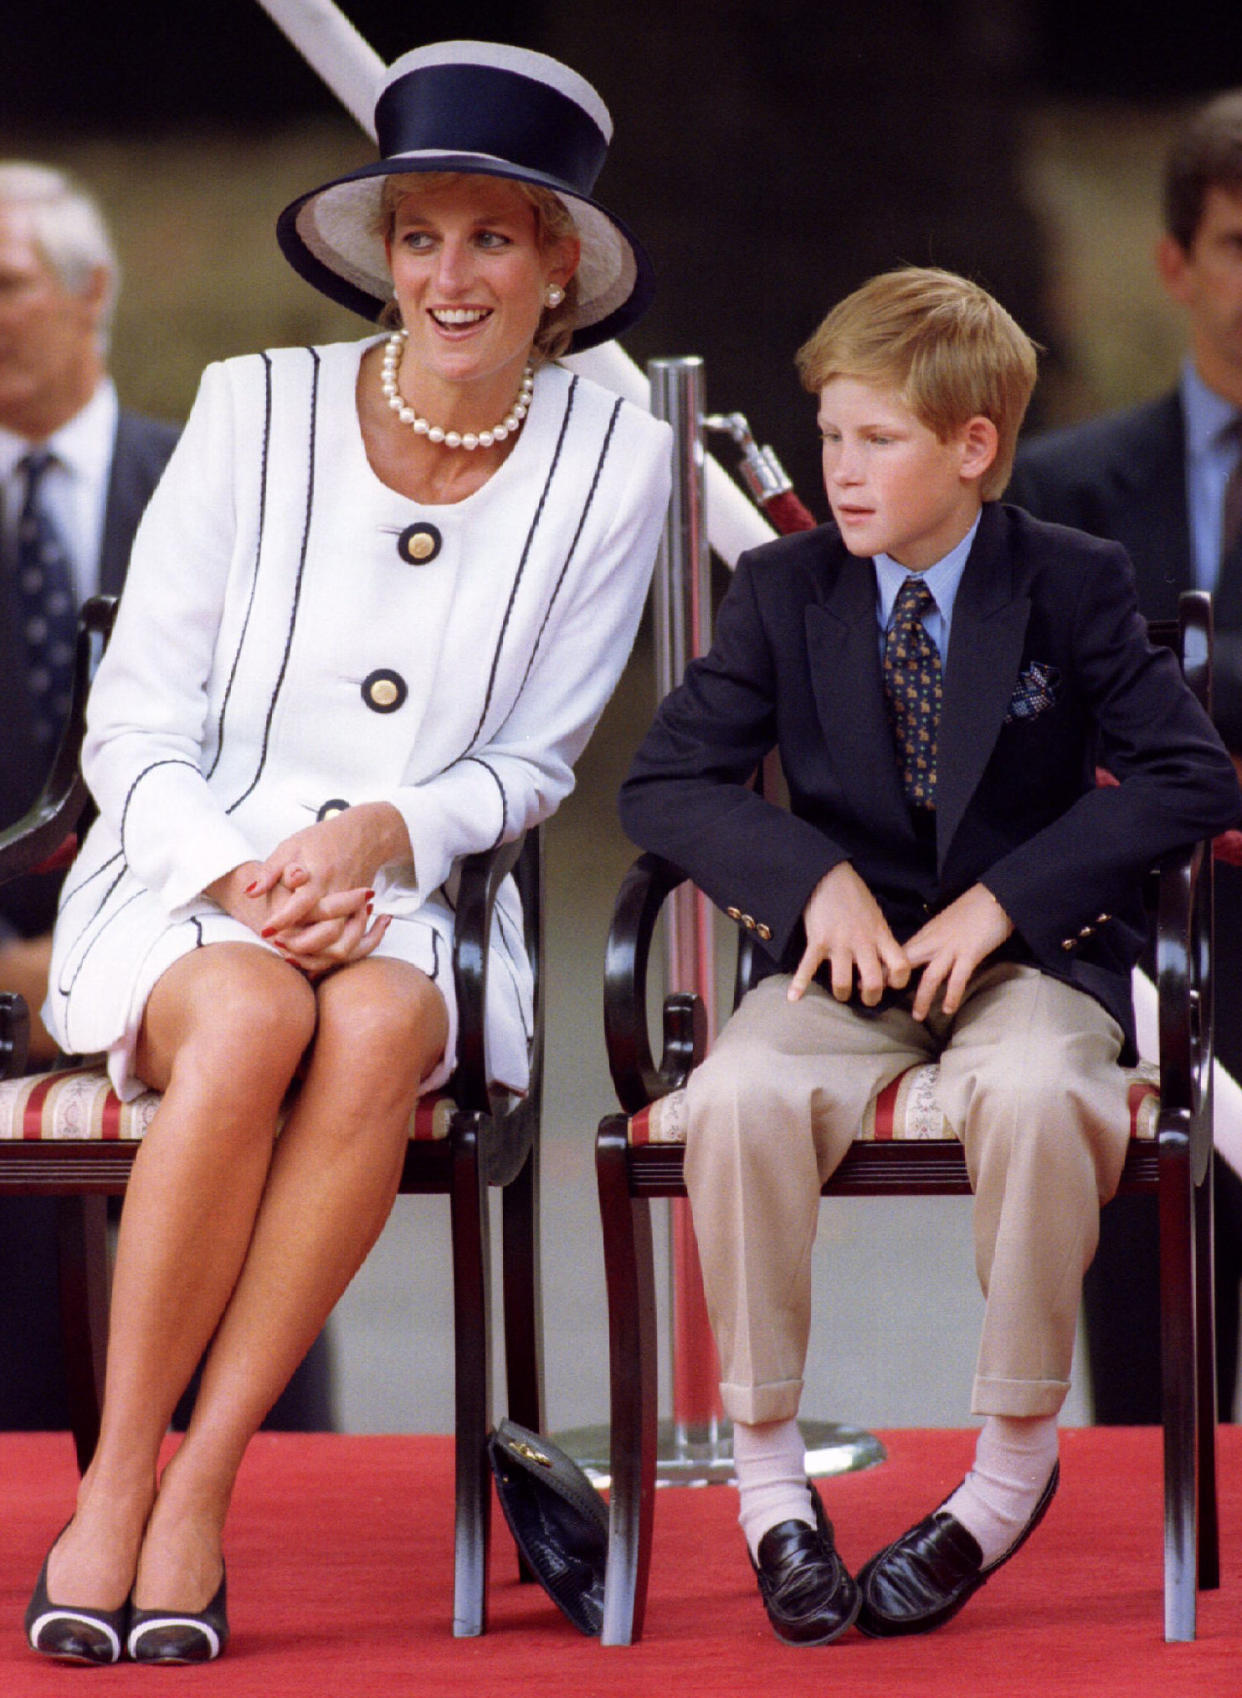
left=19, top=449, right=55, bottom=495
left=894, top=576, right=934, bottom=621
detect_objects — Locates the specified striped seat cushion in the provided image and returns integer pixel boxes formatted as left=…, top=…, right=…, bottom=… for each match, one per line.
left=0, top=1065, right=458, bottom=1144
left=628, top=1060, right=1162, bottom=1147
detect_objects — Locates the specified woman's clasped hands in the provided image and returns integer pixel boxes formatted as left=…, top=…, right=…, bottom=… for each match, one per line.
left=206, top=802, right=410, bottom=978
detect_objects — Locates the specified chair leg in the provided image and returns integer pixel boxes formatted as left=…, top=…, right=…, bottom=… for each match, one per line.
left=1158, top=1137, right=1198, bottom=1642
left=449, top=1113, right=492, bottom=1637
left=501, top=1136, right=544, bottom=1436
left=501, top=1137, right=544, bottom=1586
left=1195, top=1155, right=1220, bottom=1589
left=597, top=1115, right=659, bottom=1646
left=56, top=1194, right=110, bottom=1474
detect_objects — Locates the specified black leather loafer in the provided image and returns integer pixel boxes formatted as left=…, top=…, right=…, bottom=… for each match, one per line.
left=857, top=1462, right=1059, bottom=1638
left=751, top=1487, right=861, bottom=1646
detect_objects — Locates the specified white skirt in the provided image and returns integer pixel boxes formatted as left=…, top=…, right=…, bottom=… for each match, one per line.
left=44, top=851, right=533, bottom=1102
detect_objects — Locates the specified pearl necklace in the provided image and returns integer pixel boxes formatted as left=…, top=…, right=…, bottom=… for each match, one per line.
left=380, top=330, right=535, bottom=450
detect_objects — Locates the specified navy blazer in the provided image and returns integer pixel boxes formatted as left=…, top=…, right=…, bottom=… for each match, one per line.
left=619, top=502, right=1242, bottom=1056
left=1008, top=390, right=1242, bottom=752
left=0, top=407, right=179, bottom=937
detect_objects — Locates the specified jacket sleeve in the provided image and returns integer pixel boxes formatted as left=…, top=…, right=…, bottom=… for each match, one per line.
left=619, top=552, right=845, bottom=960
left=981, top=544, right=1242, bottom=961
left=81, top=361, right=260, bottom=915
left=370, top=409, right=673, bottom=903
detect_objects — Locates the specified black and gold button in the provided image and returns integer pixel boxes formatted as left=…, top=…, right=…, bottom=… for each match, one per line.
left=362, top=669, right=408, bottom=714
left=317, top=798, right=350, bottom=821
left=397, top=522, right=442, bottom=565
left=726, top=905, right=742, bottom=922
left=756, top=922, right=772, bottom=942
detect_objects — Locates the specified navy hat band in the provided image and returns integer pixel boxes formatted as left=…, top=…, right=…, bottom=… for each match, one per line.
left=376, top=63, right=609, bottom=194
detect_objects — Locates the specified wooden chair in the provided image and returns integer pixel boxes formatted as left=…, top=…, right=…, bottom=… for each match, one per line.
left=595, top=601, right=1220, bottom=1645
left=0, top=595, right=544, bottom=1638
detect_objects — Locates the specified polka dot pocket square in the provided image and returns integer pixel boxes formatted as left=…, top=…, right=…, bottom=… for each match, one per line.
left=1003, top=660, right=1062, bottom=724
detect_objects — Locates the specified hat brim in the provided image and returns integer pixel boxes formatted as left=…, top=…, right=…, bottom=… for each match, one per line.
left=276, top=155, right=654, bottom=354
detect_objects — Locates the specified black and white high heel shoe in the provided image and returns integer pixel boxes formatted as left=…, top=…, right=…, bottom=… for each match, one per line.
left=25, top=1536, right=129, bottom=1665
left=127, top=1565, right=229, bottom=1664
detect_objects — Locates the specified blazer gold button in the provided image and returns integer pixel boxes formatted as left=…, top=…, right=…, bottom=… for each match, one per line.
left=1061, top=938, right=1075, bottom=951
left=742, top=913, right=756, bottom=930
left=1097, top=913, right=1110, bottom=924
left=756, top=922, right=772, bottom=941
left=1079, top=924, right=1093, bottom=938
left=317, top=798, right=350, bottom=821
left=397, top=522, right=441, bottom=564
left=726, top=906, right=742, bottom=921
left=362, top=669, right=407, bottom=713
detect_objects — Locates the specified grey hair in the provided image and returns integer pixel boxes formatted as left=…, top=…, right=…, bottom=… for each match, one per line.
left=0, top=161, right=118, bottom=348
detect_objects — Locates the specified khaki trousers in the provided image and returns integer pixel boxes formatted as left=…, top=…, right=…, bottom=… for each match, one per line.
left=683, top=964, right=1132, bottom=1424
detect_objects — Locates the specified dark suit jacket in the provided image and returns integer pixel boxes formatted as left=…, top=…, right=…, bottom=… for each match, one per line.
left=1008, top=390, right=1242, bottom=752
left=0, top=407, right=179, bottom=936
left=619, top=502, right=1241, bottom=1058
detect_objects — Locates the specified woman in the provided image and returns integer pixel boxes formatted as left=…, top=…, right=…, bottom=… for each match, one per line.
left=26, top=40, right=670, bottom=1665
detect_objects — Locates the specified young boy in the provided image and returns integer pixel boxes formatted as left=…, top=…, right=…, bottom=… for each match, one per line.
left=618, top=267, right=1242, bottom=1645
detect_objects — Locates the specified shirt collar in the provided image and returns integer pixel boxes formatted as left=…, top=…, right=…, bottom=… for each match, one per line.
left=0, top=379, right=118, bottom=485
left=1180, top=358, right=1239, bottom=459
left=874, top=512, right=981, bottom=626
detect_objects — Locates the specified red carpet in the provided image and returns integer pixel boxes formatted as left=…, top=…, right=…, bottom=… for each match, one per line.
left=2, top=1427, right=1239, bottom=1696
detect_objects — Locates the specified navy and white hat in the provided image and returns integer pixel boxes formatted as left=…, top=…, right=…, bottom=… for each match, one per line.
left=276, top=40, right=654, bottom=353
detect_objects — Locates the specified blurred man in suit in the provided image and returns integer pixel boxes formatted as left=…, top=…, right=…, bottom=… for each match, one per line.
left=1009, top=89, right=1242, bottom=1424
left=0, top=161, right=178, bottom=1061
left=0, top=162, right=332, bottom=1431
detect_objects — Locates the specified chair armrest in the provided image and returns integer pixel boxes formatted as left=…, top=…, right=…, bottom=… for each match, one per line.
left=0, top=595, right=115, bottom=888
left=451, top=832, right=528, bottom=1114
left=604, top=851, right=709, bottom=1115
left=1177, top=589, right=1211, bottom=716
left=1155, top=839, right=1214, bottom=1187
left=0, top=992, right=31, bottom=1082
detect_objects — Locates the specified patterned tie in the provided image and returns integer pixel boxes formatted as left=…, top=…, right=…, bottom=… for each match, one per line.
left=883, top=575, right=942, bottom=807
left=14, top=450, right=78, bottom=752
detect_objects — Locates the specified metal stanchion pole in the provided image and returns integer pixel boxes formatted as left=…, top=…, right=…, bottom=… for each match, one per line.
left=648, top=358, right=731, bottom=1480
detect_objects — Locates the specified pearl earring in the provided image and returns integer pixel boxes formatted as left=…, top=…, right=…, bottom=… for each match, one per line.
left=545, top=284, right=565, bottom=309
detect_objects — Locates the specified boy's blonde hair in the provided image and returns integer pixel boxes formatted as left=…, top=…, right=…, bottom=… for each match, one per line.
left=795, top=267, right=1038, bottom=501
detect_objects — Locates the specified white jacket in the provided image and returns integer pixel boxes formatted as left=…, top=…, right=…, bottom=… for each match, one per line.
left=47, top=339, right=672, bottom=1093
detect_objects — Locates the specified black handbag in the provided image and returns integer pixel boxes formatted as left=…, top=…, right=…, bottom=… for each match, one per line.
left=487, top=1418, right=609, bottom=1635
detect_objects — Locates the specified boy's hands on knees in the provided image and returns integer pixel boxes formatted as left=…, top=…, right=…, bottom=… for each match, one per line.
left=903, top=883, right=1013, bottom=1020
left=788, top=861, right=911, bottom=1006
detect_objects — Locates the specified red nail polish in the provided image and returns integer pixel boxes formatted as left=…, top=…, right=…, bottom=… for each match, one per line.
left=260, top=925, right=276, bottom=939
left=244, top=881, right=260, bottom=896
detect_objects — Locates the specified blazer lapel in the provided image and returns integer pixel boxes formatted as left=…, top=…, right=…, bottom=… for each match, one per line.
left=804, top=557, right=913, bottom=838
left=935, top=509, right=1030, bottom=864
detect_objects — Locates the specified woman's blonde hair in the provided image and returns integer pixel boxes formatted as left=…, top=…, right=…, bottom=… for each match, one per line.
left=795, top=267, right=1039, bottom=500
left=374, top=172, right=580, bottom=361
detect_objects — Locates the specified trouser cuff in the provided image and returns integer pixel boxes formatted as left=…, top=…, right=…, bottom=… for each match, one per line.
left=972, top=1374, right=1069, bottom=1418
left=720, top=1378, right=804, bottom=1426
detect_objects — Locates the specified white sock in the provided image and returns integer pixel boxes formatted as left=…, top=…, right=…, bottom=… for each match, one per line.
left=733, top=1417, right=815, bottom=1561
left=943, top=1414, right=1058, bottom=1567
